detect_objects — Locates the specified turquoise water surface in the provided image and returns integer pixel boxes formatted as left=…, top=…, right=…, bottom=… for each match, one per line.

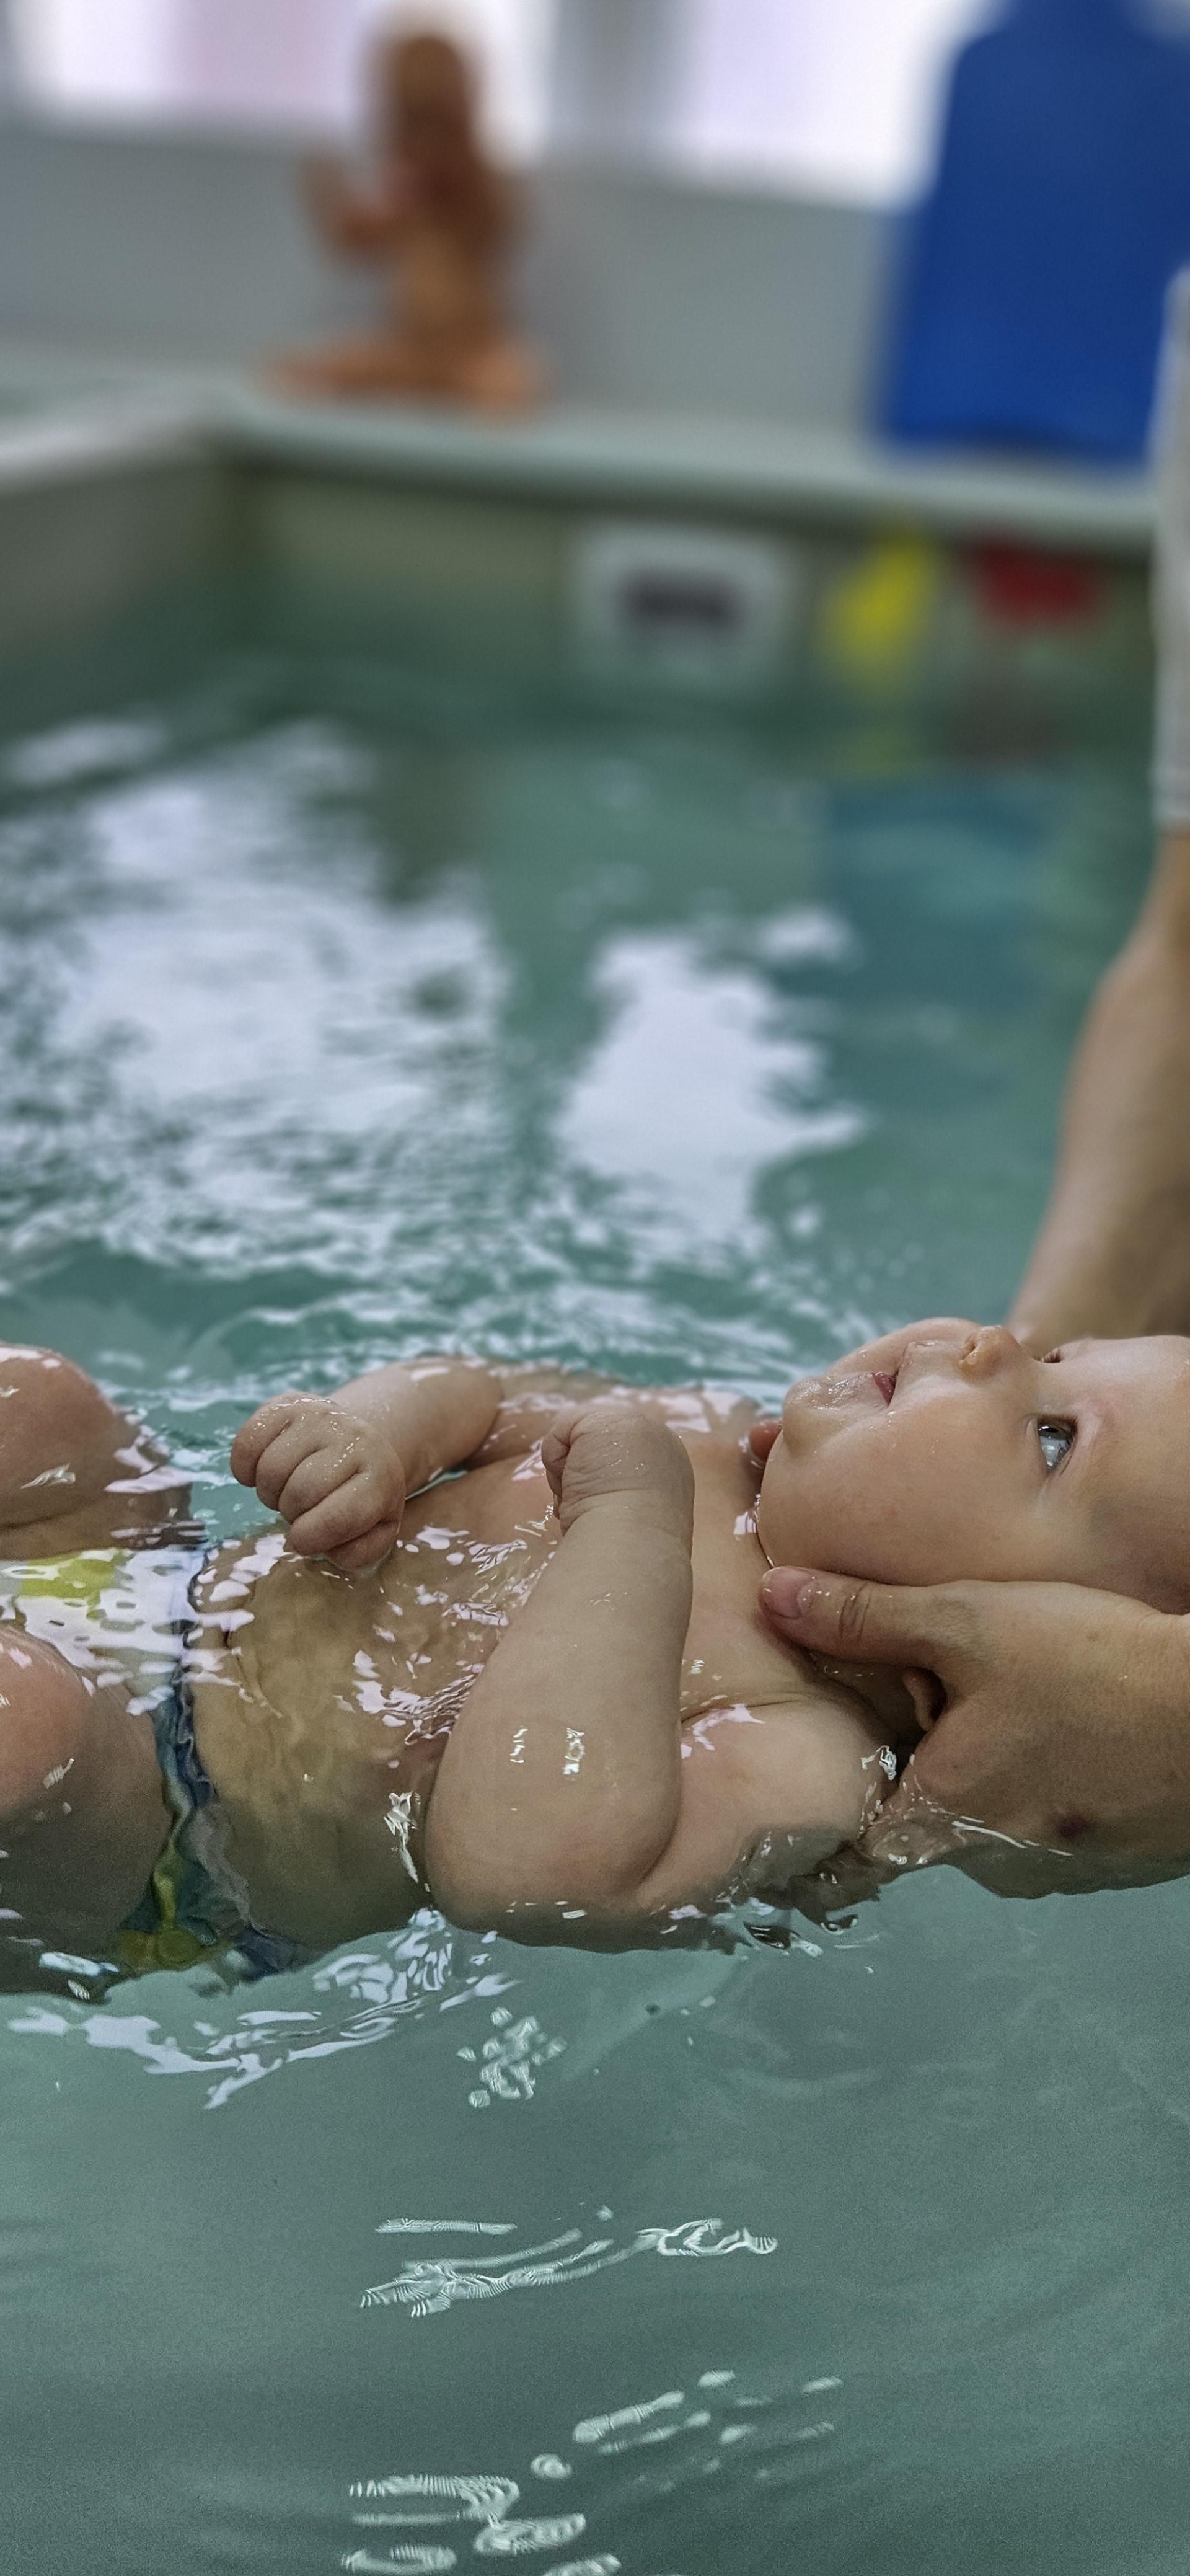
left=1, top=603, right=1186, bottom=2576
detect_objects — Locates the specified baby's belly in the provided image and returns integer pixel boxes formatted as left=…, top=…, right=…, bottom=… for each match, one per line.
left=189, top=1459, right=560, bottom=1917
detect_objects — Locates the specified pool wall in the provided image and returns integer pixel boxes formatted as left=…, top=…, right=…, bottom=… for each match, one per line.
left=0, top=104, right=1158, bottom=708
left=0, top=111, right=884, bottom=428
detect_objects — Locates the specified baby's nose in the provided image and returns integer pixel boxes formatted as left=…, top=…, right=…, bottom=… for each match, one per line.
left=957, top=1324, right=1019, bottom=1382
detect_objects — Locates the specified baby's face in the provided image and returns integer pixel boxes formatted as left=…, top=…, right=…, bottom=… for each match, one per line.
left=757, top=1322, right=1190, bottom=1611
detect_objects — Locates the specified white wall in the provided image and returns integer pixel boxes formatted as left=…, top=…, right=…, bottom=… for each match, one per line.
left=0, top=114, right=892, bottom=427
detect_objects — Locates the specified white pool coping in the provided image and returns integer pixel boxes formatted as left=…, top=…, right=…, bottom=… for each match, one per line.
left=0, top=340, right=1157, bottom=557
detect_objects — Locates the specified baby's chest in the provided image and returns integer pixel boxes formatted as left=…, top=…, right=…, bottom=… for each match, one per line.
left=381, top=1511, right=556, bottom=1682
left=219, top=1429, right=788, bottom=1740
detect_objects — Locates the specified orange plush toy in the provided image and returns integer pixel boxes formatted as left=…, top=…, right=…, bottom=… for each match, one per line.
left=276, top=28, right=544, bottom=412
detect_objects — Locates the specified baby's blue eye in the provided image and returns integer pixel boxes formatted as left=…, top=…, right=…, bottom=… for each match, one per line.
left=1037, top=1420, right=1074, bottom=1472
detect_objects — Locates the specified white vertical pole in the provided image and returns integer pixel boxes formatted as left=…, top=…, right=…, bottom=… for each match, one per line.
left=0, top=0, right=22, bottom=108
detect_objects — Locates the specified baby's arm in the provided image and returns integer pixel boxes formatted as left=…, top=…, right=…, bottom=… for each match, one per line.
left=425, top=1404, right=884, bottom=1944
left=304, top=157, right=401, bottom=255
left=425, top=1402, right=694, bottom=1932
left=468, top=1369, right=759, bottom=1467
left=464, top=1365, right=621, bottom=1464
left=231, top=1355, right=501, bottom=1572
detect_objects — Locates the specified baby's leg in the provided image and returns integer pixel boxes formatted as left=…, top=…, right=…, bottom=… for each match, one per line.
left=452, top=337, right=545, bottom=414
left=269, top=334, right=444, bottom=397
left=0, top=1634, right=165, bottom=1962
left=0, top=1345, right=183, bottom=1552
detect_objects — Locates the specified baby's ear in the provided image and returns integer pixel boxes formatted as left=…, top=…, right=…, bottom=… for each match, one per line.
left=0, top=1633, right=91, bottom=1825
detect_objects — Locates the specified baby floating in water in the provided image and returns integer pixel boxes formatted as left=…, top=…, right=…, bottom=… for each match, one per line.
left=0, top=1322, right=1186, bottom=1985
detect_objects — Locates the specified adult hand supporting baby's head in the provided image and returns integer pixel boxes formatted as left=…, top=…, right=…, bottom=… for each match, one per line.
left=760, top=1565, right=1190, bottom=1893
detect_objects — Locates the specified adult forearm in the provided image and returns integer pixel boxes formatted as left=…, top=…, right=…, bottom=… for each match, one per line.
left=425, top=1497, right=692, bottom=1928
left=1011, top=830, right=1190, bottom=1348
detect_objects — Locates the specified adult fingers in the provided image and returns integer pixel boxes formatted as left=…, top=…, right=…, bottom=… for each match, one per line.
left=760, top=1565, right=988, bottom=1681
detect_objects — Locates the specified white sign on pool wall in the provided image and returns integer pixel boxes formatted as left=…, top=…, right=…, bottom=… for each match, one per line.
left=570, top=518, right=802, bottom=689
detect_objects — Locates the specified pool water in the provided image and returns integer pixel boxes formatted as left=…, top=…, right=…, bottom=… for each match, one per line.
left=1, top=603, right=1186, bottom=2576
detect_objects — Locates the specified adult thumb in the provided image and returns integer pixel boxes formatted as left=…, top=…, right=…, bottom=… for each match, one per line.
left=760, top=1565, right=978, bottom=1678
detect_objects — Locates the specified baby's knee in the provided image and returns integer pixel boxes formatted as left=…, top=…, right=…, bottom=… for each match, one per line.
left=0, top=1343, right=116, bottom=1456
left=0, top=1345, right=141, bottom=1531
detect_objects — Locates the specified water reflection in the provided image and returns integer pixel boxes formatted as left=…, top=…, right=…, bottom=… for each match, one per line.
left=0, top=711, right=878, bottom=1383
left=562, top=931, right=862, bottom=1245
left=342, top=2355, right=847, bottom=2572
left=9, top=1914, right=519, bottom=2106
left=0, top=660, right=1169, bottom=2576
left=361, top=2213, right=775, bottom=2318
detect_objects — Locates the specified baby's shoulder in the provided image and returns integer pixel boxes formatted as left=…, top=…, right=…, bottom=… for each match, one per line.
left=650, top=1384, right=760, bottom=1445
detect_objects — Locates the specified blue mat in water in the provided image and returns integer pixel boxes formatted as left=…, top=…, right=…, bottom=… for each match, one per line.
left=881, top=0, right=1190, bottom=461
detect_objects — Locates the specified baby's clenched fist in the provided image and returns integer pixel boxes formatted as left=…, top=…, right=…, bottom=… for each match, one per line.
left=541, top=1400, right=694, bottom=1544
left=231, top=1393, right=407, bottom=1573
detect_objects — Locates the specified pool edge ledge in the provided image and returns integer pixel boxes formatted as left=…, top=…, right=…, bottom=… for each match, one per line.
left=0, top=345, right=1158, bottom=562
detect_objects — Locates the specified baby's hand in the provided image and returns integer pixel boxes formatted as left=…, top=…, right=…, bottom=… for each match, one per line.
left=541, top=1401, right=694, bottom=1544
left=230, top=1395, right=406, bottom=1573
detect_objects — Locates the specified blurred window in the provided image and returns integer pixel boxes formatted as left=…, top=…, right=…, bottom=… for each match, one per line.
left=662, top=0, right=995, bottom=204
left=19, top=0, right=1151, bottom=204
left=7, top=0, right=557, bottom=156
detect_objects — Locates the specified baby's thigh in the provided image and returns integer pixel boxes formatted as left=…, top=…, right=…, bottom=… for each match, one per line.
left=0, top=1630, right=92, bottom=1818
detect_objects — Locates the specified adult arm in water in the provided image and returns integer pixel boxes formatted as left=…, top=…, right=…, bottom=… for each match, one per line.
left=1012, top=276, right=1190, bottom=1350
left=760, top=277, right=1190, bottom=1885
left=1008, top=826, right=1190, bottom=1352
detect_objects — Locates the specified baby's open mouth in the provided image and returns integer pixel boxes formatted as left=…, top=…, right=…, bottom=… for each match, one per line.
left=872, top=1371, right=897, bottom=1405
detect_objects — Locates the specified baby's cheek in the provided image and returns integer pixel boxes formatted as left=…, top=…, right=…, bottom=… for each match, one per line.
left=756, top=1456, right=816, bottom=1565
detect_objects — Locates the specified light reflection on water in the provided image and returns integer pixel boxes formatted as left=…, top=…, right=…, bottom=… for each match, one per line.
left=1, top=654, right=1185, bottom=2576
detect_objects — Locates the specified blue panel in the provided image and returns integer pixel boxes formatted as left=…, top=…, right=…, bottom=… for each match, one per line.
left=881, top=0, right=1190, bottom=460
